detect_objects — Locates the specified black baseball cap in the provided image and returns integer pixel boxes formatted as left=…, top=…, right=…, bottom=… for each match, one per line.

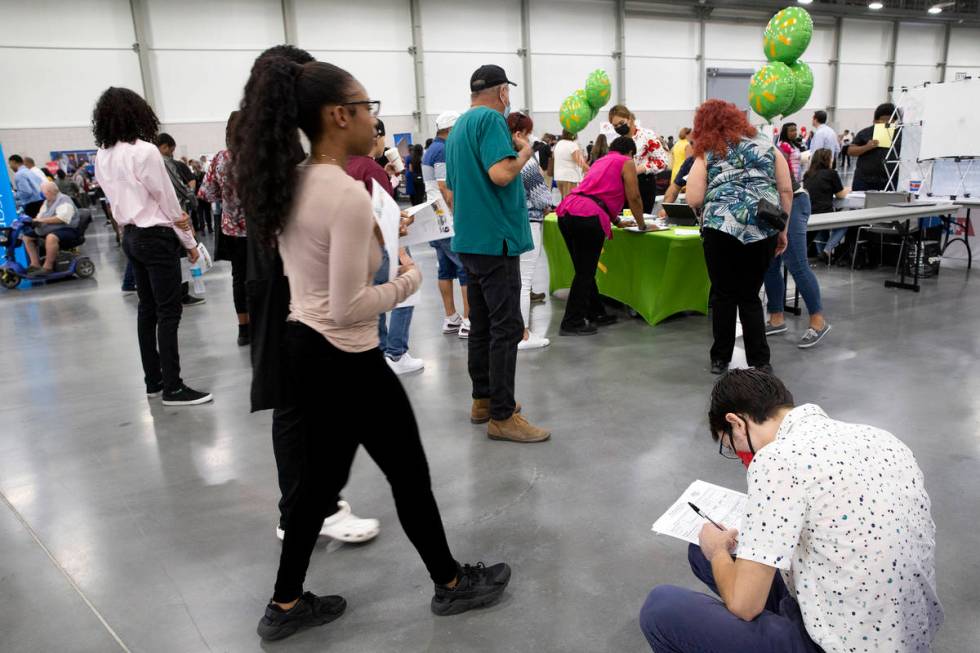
left=470, top=65, right=517, bottom=92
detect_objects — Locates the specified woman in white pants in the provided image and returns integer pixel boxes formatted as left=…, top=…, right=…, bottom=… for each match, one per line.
left=508, top=112, right=551, bottom=351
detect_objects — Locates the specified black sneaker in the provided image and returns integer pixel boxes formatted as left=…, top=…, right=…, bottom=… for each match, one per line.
left=710, top=360, right=729, bottom=375
left=431, top=562, right=511, bottom=617
left=182, top=295, right=206, bottom=307
left=559, top=321, right=598, bottom=337
left=591, top=314, right=618, bottom=327
left=256, top=592, right=346, bottom=642
left=146, top=382, right=163, bottom=398
left=162, top=384, right=213, bottom=406
left=237, top=333, right=250, bottom=347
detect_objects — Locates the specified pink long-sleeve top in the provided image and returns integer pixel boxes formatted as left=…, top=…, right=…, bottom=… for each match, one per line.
left=94, top=139, right=197, bottom=250
left=279, top=163, right=421, bottom=353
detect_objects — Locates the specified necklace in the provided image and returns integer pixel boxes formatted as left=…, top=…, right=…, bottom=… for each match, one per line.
left=311, top=152, right=341, bottom=165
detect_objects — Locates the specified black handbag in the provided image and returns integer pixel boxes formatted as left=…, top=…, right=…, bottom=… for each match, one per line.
left=755, top=198, right=788, bottom=232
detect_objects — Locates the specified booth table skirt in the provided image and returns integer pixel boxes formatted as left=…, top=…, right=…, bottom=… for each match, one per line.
left=542, top=214, right=711, bottom=326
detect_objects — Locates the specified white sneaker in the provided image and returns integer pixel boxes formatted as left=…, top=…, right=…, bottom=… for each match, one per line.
left=275, top=501, right=381, bottom=543
left=442, top=313, right=462, bottom=334
left=518, top=332, right=551, bottom=351
left=387, top=353, right=425, bottom=375
left=458, top=319, right=471, bottom=339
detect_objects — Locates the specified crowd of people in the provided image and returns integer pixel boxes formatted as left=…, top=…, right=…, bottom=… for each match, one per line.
left=3, top=39, right=943, bottom=651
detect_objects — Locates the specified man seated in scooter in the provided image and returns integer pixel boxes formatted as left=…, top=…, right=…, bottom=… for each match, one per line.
left=21, top=181, right=80, bottom=275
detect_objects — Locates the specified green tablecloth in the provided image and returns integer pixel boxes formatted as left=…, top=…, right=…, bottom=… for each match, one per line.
left=542, top=214, right=710, bottom=325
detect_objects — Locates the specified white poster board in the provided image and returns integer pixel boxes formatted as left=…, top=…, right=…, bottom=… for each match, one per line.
left=371, top=184, right=419, bottom=309
left=915, top=79, right=980, bottom=161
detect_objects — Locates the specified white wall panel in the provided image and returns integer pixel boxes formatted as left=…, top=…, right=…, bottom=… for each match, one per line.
left=0, top=50, right=143, bottom=128
left=840, top=19, right=892, bottom=64
left=837, top=64, right=889, bottom=109
left=807, top=62, right=833, bottom=109
left=149, top=50, right=259, bottom=123
left=144, top=0, right=283, bottom=49
left=896, top=23, right=945, bottom=65
left=425, top=53, right=524, bottom=114
left=530, top=0, right=615, bottom=56
left=948, top=28, right=980, bottom=66
left=421, top=0, right=521, bottom=53
left=294, top=0, right=412, bottom=51
left=807, top=25, right=836, bottom=63
left=626, top=59, right=699, bottom=111
left=705, top=22, right=765, bottom=63
left=314, top=52, right=417, bottom=116
left=626, top=15, right=699, bottom=58
left=893, top=65, right=940, bottom=91
left=1, top=0, right=134, bottom=49
left=531, top=54, right=616, bottom=113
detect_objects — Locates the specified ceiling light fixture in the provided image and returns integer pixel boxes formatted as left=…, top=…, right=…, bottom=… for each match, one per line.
left=798, top=0, right=813, bottom=4
left=928, top=5, right=942, bottom=12
left=868, top=1, right=884, bottom=9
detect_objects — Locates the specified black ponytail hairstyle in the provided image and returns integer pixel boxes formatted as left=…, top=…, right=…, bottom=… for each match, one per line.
left=234, top=57, right=356, bottom=246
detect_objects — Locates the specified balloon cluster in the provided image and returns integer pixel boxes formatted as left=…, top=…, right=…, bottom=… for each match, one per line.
left=559, top=70, right=611, bottom=134
left=749, top=7, right=814, bottom=122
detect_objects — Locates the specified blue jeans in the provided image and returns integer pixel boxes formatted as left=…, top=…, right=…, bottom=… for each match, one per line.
left=430, top=238, right=468, bottom=285
left=373, top=247, right=414, bottom=359
left=639, top=544, right=822, bottom=653
left=763, top=193, right=823, bottom=316
left=818, top=227, right=848, bottom=254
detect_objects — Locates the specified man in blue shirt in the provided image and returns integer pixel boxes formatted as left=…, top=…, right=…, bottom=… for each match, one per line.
left=808, top=111, right=839, bottom=160
left=8, top=154, right=44, bottom=218
left=446, top=65, right=550, bottom=444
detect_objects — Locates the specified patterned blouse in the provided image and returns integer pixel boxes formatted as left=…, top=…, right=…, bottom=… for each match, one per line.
left=200, top=149, right=246, bottom=238
left=600, top=122, right=670, bottom=176
left=702, top=133, right=780, bottom=244
left=519, top=156, right=552, bottom=223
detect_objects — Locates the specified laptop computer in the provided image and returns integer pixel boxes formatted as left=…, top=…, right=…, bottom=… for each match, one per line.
left=662, top=203, right=700, bottom=226
left=864, top=191, right=909, bottom=209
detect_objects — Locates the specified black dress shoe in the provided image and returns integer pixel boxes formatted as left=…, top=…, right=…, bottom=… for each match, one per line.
left=559, top=321, right=598, bottom=336
left=591, top=314, right=618, bottom=327
left=710, top=360, right=729, bottom=375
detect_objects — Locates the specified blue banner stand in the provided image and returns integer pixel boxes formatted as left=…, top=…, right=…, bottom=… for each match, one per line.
left=0, top=143, right=33, bottom=288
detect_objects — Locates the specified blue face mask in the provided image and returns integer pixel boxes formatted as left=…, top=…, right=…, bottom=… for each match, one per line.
left=500, top=89, right=511, bottom=118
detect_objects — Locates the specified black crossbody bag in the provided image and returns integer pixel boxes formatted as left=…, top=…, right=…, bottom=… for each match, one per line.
left=755, top=198, right=788, bottom=232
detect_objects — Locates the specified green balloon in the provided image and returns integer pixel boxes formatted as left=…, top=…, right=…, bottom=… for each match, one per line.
left=782, top=61, right=814, bottom=116
left=559, top=94, right=591, bottom=133
left=585, top=69, right=612, bottom=111
left=763, top=7, right=813, bottom=64
left=749, top=62, right=796, bottom=121
left=573, top=89, right=589, bottom=108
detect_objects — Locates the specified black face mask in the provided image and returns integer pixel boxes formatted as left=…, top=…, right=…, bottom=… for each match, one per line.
left=615, top=123, right=631, bottom=136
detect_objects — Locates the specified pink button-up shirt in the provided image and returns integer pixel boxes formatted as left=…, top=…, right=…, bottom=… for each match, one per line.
left=94, top=139, right=197, bottom=250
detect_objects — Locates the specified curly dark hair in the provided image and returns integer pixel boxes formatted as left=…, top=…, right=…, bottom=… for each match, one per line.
left=92, top=87, right=159, bottom=148
left=609, top=135, right=636, bottom=157
left=234, top=58, right=357, bottom=246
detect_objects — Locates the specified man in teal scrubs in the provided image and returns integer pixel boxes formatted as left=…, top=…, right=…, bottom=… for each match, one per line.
left=446, top=65, right=550, bottom=444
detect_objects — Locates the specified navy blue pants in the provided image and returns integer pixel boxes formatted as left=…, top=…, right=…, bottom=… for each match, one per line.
left=639, top=544, right=822, bottom=653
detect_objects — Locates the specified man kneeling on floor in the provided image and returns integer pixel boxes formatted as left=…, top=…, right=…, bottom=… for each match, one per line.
left=640, top=369, right=943, bottom=653
left=21, top=181, right=80, bottom=275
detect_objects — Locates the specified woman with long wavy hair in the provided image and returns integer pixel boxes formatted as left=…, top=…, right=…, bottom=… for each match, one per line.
left=234, top=58, right=510, bottom=642
left=685, top=99, right=793, bottom=375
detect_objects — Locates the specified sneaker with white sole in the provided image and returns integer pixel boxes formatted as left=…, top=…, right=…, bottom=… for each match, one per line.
left=798, top=323, right=832, bottom=349
left=518, top=332, right=550, bottom=351
left=276, top=501, right=380, bottom=543
left=765, top=321, right=788, bottom=336
left=442, top=313, right=463, bottom=334
left=161, top=384, right=213, bottom=406
left=387, top=353, right=425, bottom=375
left=458, top=319, right=471, bottom=339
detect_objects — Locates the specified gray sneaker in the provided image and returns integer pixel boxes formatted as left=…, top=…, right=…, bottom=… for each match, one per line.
left=798, top=324, right=832, bottom=349
left=765, top=321, right=788, bottom=336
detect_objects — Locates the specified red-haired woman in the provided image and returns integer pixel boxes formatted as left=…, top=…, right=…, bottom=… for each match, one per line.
left=685, top=100, right=793, bottom=375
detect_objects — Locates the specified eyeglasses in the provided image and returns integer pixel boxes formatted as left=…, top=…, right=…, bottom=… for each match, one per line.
left=718, top=431, right=740, bottom=460
left=343, top=100, right=382, bottom=117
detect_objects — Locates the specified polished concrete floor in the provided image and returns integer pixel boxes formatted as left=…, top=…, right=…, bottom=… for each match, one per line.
left=1, top=221, right=978, bottom=653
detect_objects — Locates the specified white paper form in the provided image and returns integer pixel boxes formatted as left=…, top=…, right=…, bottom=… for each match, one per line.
left=372, top=184, right=420, bottom=308
left=651, top=480, right=746, bottom=547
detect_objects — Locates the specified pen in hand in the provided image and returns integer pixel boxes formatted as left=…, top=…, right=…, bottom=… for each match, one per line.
left=688, top=502, right=725, bottom=531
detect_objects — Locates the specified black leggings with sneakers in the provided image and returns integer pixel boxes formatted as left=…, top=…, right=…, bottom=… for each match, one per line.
left=272, top=321, right=458, bottom=602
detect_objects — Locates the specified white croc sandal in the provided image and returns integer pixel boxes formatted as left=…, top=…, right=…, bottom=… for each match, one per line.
left=319, top=500, right=380, bottom=543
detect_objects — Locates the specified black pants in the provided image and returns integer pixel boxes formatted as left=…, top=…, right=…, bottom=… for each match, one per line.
left=273, top=322, right=457, bottom=602
left=23, top=200, right=43, bottom=219
left=227, top=235, right=248, bottom=314
left=558, top=215, right=607, bottom=328
left=271, top=405, right=340, bottom=529
left=459, top=253, right=523, bottom=421
left=637, top=173, right=657, bottom=215
left=701, top=229, right=776, bottom=367
left=122, top=226, right=184, bottom=392
left=194, top=201, right=213, bottom=233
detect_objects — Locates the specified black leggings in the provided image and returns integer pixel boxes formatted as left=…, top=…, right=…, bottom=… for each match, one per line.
left=637, top=173, right=657, bottom=215
left=557, top=214, right=607, bottom=327
left=226, top=234, right=248, bottom=315
left=273, top=322, right=458, bottom=602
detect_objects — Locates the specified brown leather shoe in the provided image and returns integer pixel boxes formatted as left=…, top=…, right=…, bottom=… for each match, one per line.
left=487, top=413, right=550, bottom=443
left=470, top=399, right=521, bottom=425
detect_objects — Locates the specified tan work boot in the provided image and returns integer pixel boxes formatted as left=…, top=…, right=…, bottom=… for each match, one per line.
left=470, top=399, right=521, bottom=425
left=488, top=413, right=551, bottom=443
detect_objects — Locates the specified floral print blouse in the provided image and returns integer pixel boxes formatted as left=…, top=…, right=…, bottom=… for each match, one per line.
left=702, top=133, right=780, bottom=244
